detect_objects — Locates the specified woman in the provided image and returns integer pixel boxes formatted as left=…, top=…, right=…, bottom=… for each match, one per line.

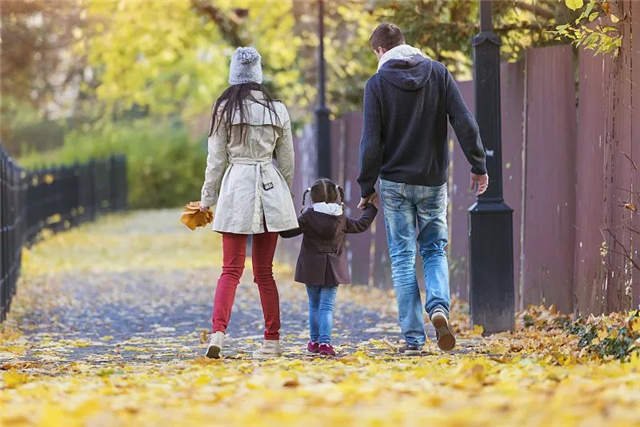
left=200, top=47, right=298, bottom=359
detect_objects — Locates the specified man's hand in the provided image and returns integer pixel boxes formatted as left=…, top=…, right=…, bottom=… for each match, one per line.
left=358, top=193, right=378, bottom=209
left=470, top=173, right=489, bottom=196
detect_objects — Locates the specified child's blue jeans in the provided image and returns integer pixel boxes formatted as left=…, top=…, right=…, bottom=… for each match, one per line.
left=305, top=285, right=338, bottom=344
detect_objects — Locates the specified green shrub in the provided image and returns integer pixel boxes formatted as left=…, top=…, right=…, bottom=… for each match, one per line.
left=568, top=310, right=640, bottom=362
left=1, top=96, right=65, bottom=156
left=18, top=119, right=207, bottom=209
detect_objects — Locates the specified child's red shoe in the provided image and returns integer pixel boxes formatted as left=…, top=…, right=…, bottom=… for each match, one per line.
left=307, top=341, right=319, bottom=354
left=318, top=343, right=336, bottom=356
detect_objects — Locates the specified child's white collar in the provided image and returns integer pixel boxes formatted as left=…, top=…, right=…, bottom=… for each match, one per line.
left=312, top=202, right=343, bottom=216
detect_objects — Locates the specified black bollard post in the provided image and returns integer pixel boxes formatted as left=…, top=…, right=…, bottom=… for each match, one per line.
left=468, top=0, right=515, bottom=334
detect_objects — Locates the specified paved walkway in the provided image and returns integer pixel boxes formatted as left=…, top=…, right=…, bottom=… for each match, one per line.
left=5, top=212, right=639, bottom=427
left=2, top=210, right=454, bottom=366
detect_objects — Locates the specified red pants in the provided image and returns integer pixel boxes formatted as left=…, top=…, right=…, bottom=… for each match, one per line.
left=212, top=232, right=280, bottom=340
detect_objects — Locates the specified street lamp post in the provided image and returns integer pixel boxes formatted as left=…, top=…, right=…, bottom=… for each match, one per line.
left=315, top=0, right=331, bottom=178
left=468, top=0, right=514, bottom=334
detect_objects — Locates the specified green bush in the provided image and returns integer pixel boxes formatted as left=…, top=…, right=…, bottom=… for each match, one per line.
left=18, top=120, right=207, bottom=209
left=1, top=96, right=66, bottom=156
left=567, top=310, right=640, bottom=362
left=11, top=120, right=65, bottom=155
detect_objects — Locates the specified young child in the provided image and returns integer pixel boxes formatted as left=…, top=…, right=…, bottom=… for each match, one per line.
left=280, top=178, right=377, bottom=356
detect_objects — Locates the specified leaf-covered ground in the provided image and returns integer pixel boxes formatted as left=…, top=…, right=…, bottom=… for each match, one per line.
left=1, top=210, right=639, bottom=427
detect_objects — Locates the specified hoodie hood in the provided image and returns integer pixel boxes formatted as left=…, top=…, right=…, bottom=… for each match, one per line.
left=377, top=44, right=433, bottom=91
left=378, top=44, right=425, bottom=69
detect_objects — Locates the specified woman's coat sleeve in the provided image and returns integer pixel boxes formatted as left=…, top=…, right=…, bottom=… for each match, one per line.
left=274, top=109, right=294, bottom=188
left=200, top=123, right=229, bottom=208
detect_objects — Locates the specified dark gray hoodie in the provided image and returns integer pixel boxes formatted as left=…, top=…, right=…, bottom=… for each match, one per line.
left=357, top=51, right=487, bottom=197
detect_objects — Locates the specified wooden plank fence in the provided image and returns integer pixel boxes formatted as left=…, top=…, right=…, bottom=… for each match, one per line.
left=278, top=35, right=639, bottom=315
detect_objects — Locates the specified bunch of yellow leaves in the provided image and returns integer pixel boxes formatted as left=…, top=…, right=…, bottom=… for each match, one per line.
left=180, top=202, right=213, bottom=231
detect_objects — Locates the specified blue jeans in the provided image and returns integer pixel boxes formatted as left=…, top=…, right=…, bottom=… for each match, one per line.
left=380, top=179, right=450, bottom=347
left=305, top=285, right=338, bottom=344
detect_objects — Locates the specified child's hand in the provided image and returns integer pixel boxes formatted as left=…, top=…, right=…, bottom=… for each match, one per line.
left=357, top=193, right=378, bottom=209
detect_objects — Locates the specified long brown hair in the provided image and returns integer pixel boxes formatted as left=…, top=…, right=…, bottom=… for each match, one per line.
left=208, top=82, right=281, bottom=142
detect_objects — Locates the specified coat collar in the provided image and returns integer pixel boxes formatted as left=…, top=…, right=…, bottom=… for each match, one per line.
left=249, top=90, right=266, bottom=100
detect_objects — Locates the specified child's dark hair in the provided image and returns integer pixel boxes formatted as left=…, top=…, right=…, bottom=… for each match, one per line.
left=302, top=178, right=344, bottom=208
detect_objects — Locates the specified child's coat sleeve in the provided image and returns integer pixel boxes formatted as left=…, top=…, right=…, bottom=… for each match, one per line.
left=345, top=204, right=378, bottom=233
left=279, top=213, right=305, bottom=238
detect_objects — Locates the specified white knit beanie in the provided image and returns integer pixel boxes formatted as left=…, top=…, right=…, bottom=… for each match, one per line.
left=228, top=47, right=263, bottom=85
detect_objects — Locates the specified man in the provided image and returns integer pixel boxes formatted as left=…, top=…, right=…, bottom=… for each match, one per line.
left=358, top=23, right=488, bottom=354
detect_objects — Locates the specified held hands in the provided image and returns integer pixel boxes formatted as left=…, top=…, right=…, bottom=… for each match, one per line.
left=357, top=193, right=378, bottom=209
left=470, top=173, right=489, bottom=196
left=356, top=175, right=487, bottom=209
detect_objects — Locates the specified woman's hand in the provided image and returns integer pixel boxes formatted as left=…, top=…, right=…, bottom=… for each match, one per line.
left=199, top=203, right=209, bottom=212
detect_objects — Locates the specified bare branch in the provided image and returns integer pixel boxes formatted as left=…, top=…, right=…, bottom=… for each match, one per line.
left=190, top=0, right=248, bottom=47
left=603, top=228, right=640, bottom=271
left=622, top=152, right=638, bottom=171
left=613, top=187, right=640, bottom=196
left=512, top=1, right=556, bottom=20
left=395, top=20, right=557, bottom=36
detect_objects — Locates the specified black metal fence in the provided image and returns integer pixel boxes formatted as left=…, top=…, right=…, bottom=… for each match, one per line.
left=0, top=147, right=127, bottom=322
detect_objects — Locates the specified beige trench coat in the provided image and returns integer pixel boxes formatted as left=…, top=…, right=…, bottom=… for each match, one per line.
left=200, top=92, right=298, bottom=234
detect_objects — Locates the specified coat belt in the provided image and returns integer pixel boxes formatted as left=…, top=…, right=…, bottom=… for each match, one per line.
left=229, top=157, right=272, bottom=165
left=227, top=158, right=276, bottom=230
left=228, top=158, right=275, bottom=192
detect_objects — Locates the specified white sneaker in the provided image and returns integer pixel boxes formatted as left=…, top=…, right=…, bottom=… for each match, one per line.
left=205, top=331, right=224, bottom=359
left=252, top=340, right=283, bottom=359
left=431, top=310, right=456, bottom=351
